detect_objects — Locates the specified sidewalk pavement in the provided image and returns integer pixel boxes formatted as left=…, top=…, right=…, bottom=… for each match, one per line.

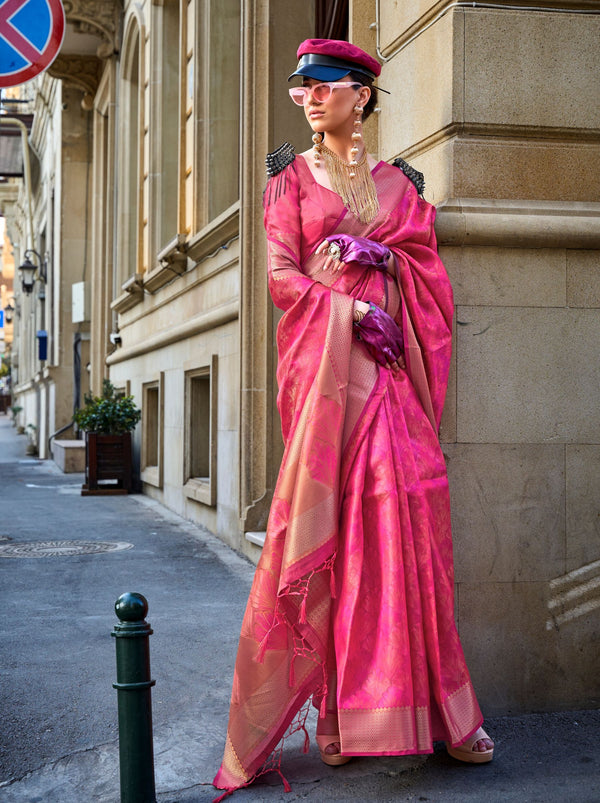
left=0, top=414, right=598, bottom=802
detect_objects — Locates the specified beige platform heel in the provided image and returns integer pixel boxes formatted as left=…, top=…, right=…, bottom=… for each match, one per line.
left=446, top=727, right=494, bottom=764
left=315, top=734, right=352, bottom=766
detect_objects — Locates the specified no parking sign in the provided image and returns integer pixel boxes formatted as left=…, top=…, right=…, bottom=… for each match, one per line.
left=0, top=0, right=65, bottom=88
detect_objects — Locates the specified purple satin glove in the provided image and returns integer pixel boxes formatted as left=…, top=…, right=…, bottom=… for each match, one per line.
left=327, top=234, right=390, bottom=272
left=354, top=303, right=404, bottom=367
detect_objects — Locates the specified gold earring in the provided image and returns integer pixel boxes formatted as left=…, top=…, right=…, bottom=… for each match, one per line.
left=349, top=106, right=363, bottom=176
left=312, top=132, right=323, bottom=167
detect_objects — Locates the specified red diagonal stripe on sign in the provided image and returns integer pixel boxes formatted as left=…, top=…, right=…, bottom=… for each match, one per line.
left=0, top=0, right=30, bottom=20
left=0, top=0, right=42, bottom=66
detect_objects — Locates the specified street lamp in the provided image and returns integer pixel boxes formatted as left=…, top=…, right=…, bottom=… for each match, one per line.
left=18, top=249, right=43, bottom=294
left=4, top=301, right=14, bottom=323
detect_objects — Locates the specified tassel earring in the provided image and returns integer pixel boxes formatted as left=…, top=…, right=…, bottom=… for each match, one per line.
left=349, top=105, right=363, bottom=178
left=312, top=132, right=323, bottom=167
left=318, top=99, right=378, bottom=223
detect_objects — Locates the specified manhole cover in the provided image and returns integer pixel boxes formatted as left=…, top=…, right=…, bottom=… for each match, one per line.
left=0, top=540, right=134, bottom=558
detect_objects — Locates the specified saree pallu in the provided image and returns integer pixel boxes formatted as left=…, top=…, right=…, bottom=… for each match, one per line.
left=214, top=156, right=483, bottom=795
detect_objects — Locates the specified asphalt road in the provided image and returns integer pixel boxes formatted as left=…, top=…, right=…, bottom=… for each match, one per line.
left=0, top=415, right=599, bottom=802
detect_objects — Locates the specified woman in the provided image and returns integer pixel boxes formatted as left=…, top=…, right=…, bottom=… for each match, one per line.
left=214, top=38, right=493, bottom=799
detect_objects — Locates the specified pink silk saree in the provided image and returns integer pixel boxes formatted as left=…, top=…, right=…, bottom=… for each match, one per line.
left=214, top=155, right=483, bottom=796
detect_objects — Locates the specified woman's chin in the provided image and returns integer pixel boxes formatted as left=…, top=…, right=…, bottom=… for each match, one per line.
left=307, top=116, right=326, bottom=130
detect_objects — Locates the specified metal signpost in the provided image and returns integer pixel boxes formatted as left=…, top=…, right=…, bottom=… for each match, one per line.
left=0, top=0, right=65, bottom=88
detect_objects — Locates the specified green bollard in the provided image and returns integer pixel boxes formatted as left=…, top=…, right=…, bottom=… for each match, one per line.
left=112, top=592, right=157, bottom=803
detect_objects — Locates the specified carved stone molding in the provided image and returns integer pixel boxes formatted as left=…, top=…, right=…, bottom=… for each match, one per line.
left=106, top=300, right=239, bottom=364
left=435, top=198, right=600, bottom=248
left=110, top=274, right=144, bottom=316
left=62, top=0, right=123, bottom=59
left=379, top=0, right=600, bottom=59
left=47, top=55, right=103, bottom=110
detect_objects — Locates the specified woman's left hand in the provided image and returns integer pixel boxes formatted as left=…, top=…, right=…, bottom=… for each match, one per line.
left=353, top=303, right=405, bottom=371
left=316, top=239, right=346, bottom=273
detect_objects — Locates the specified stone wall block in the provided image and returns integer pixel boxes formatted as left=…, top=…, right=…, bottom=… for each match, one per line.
left=379, top=1, right=443, bottom=48
left=453, top=141, right=600, bottom=203
left=184, top=494, right=217, bottom=539
left=218, top=501, right=242, bottom=556
left=164, top=422, right=184, bottom=486
left=464, top=11, right=600, bottom=129
left=62, top=161, right=93, bottom=236
left=217, top=429, right=238, bottom=516
left=218, top=351, right=240, bottom=433
left=379, top=10, right=459, bottom=159
left=441, top=246, right=566, bottom=308
left=565, top=445, right=600, bottom=572
left=163, top=365, right=183, bottom=429
left=415, top=139, right=455, bottom=207
left=567, top=250, right=600, bottom=308
left=456, top=306, right=600, bottom=443
left=446, top=443, right=565, bottom=583
left=458, top=580, right=600, bottom=713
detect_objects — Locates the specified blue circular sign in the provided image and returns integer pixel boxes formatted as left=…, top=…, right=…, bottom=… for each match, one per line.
left=0, top=0, right=65, bottom=87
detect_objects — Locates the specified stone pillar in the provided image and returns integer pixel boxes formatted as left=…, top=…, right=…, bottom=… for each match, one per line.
left=90, top=61, right=117, bottom=395
left=238, top=0, right=314, bottom=552
left=54, top=85, right=94, bottom=428
left=371, top=1, right=600, bottom=712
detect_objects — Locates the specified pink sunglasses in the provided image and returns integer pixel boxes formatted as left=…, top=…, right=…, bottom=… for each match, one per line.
left=289, top=81, right=361, bottom=106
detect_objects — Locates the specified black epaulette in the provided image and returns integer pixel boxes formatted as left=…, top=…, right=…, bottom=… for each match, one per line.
left=265, top=142, right=296, bottom=177
left=392, top=156, right=425, bottom=197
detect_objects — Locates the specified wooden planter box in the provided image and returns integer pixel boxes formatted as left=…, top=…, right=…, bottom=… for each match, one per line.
left=81, top=432, right=133, bottom=496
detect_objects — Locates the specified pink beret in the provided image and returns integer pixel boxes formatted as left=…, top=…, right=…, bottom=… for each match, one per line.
left=290, top=38, right=381, bottom=82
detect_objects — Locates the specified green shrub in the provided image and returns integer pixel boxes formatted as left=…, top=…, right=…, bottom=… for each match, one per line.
left=73, top=379, right=141, bottom=435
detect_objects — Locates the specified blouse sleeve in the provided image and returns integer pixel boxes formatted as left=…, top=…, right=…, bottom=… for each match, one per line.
left=263, top=159, right=354, bottom=443
left=263, top=161, right=328, bottom=312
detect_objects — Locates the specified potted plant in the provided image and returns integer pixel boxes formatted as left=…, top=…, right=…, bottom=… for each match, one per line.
left=25, top=423, right=38, bottom=456
left=9, top=404, right=22, bottom=428
left=0, top=357, right=10, bottom=415
left=73, top=380, right=141, bottom=495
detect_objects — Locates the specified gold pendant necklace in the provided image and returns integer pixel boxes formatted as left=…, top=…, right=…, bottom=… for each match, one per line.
left=319, top=143, right=380, bottom=224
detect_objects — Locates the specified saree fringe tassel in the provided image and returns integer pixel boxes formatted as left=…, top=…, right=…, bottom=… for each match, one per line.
left=213, top=698, right=313, bottom=801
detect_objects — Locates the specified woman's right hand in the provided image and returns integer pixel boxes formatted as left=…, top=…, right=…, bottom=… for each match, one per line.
left=318, top=234, right=391, bottom=273
left=315, top=239, right=346, bottom=273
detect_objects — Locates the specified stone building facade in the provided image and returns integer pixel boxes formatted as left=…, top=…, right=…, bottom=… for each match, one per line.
left=1, top=73, right=94, bottom=457
left=4, top=0, right=599, bottom=714
left=0, top=227, right=15, bottom=401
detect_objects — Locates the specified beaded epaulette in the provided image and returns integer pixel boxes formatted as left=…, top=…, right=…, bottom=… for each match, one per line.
left=392, top=156, right=425, bottom=197
left=265, top=142, right=296, bottom=177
